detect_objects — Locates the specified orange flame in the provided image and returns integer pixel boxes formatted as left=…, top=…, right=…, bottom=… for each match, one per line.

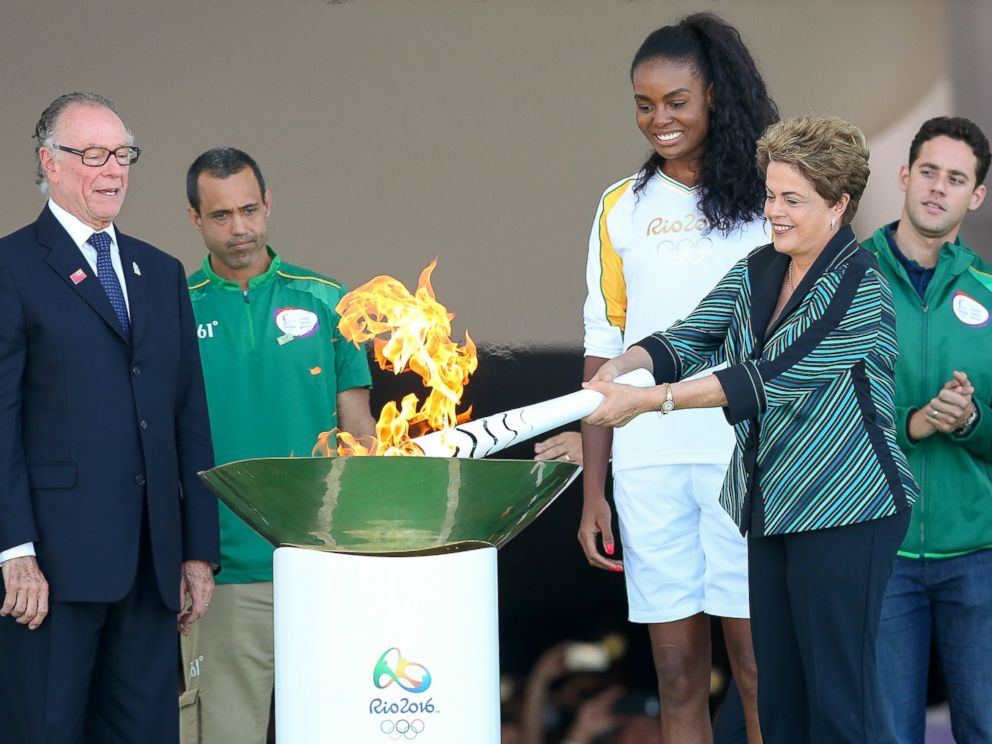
left=313, top=259, right=477, bottom=457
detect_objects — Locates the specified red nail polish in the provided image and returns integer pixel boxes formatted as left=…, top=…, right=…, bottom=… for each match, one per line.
left=605, top=543, right=615, bottom=556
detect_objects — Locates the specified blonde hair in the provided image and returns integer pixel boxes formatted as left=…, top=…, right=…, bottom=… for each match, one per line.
left=756, top=115, right=870, bottom=226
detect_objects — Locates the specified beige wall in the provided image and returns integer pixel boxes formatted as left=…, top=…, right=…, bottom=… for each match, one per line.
left=951, top=1, right=992, bottom=254
left=1, top=0, right=953, bottom=346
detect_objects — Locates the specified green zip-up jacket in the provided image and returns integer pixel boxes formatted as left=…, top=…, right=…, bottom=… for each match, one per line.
left=188, top=248, right=372, bottom=583
left=864, top=225, right=992, bottom=558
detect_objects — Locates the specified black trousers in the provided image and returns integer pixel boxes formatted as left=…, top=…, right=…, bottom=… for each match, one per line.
left=0, top=522, right=178, bottom=744
left=748, top=510, right=910, bottom=744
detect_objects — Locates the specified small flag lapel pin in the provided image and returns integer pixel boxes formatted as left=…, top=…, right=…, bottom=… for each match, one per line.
left=70, top=268, right=87, bottom=285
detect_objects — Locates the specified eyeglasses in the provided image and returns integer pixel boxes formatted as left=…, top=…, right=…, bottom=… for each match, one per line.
left=54, top=144, right=141, bottom=167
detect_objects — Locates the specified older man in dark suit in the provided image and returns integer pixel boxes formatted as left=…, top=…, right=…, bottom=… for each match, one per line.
left=0, top=92, right=219, bottom=743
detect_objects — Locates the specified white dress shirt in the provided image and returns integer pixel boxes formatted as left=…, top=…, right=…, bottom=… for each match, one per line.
left=46, top=198, right=131, bottom=312
left=0, top=200, right=131, bottom=565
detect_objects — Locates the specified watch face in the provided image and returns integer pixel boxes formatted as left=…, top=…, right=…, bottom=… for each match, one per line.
left=662, top=400, right=675, bottom=414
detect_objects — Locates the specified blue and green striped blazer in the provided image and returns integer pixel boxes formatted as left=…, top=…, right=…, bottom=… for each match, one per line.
left=636, top=226, right=919, bottom=537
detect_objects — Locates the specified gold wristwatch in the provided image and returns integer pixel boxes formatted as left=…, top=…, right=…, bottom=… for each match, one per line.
left=660, top=383, right=675, bottom=415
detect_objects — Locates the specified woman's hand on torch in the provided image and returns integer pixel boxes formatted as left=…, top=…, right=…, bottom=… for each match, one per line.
left=582, top=347, right=657, bottom=427
left=582, top=380, right=657, bottom=428
left=587, top=347, right=653, bottom=385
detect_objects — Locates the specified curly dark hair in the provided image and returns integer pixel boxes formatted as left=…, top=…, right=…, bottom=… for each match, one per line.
left=909, top=116, right=990, bottom=186
left=630, top=13, right=778, bottom=233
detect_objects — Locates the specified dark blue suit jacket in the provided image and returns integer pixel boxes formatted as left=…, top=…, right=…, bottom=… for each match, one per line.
left=0, top=206, right=219, bottom=611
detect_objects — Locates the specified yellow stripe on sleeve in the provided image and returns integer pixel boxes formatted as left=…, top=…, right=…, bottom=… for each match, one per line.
left=276, top=271, right=342, bottom=288
left=599, top=180, right=632, bottom=332
left=968, top=265, right=992, bottom=295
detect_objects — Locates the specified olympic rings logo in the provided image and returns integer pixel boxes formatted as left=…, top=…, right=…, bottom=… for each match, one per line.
left=374, top=647, right=432, bottom=693
left=655, top=237, right=714, bottom=264
left=380, top=719, right=426, bottom=740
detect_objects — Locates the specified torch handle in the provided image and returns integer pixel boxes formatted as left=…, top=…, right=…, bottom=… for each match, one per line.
left=411, top=367, right=656, bottom=459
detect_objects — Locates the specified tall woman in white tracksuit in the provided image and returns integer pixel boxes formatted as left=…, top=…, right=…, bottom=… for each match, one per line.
left=579, top=14, right=776, bottom=743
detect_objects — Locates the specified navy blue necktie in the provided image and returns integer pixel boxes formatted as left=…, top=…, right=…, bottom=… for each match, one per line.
left=88, top=232, right=130, bottom=337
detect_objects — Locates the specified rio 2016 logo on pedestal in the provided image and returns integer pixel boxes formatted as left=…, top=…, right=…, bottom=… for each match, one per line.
left=370, top=647, right=438, bottom=740
left=374, top=647, right=432, bottom=693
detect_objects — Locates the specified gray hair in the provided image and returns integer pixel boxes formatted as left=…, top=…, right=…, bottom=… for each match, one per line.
left=33, top=92, right=131, bottom=194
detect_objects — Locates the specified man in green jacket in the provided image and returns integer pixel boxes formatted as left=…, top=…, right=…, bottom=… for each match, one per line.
left=864, top=117, right=991, bottom=744
left=179, top=148, right=375, bottom=744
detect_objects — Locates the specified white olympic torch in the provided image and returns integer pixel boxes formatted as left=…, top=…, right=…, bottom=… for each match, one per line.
left=409, top=367, right=655, bottom=458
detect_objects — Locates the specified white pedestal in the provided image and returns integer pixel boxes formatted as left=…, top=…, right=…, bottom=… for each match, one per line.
left=273, top=546, right=500, bottom=743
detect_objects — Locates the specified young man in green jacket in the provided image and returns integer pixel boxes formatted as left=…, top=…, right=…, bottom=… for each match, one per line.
left=864, top=117, right=991, bottom=744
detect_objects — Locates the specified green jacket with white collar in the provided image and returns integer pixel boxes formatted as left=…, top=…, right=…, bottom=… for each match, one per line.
left=863, top=225, right=992, bottom=558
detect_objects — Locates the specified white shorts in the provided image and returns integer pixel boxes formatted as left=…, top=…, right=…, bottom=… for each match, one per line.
left=613, top=463, right=749, bottom=623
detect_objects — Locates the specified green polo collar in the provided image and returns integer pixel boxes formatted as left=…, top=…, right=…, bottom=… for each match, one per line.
left=201, top=246, right=282, bottom=291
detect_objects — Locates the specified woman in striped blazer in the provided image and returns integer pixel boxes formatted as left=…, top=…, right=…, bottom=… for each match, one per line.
left=584, top=116, right=919, bottom=744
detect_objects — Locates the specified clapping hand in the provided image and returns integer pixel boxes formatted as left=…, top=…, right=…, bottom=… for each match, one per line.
left=923, top=370, right=975, bottom=434
left=910, top=370, right=976, bottom=440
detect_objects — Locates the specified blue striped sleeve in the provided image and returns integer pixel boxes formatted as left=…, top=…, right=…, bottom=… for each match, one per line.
left=713, top=360, right=765, bottom=423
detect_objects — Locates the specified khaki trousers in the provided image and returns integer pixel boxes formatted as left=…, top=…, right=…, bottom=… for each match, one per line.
left=180, top=582, right=274, bottom=744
